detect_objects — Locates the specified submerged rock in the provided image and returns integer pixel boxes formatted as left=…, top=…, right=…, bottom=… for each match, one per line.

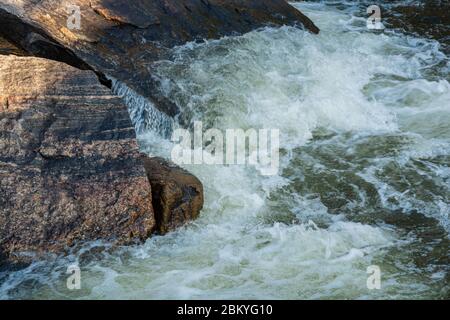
left=0, top=0, right=319, bottom=118
left=0, top=55, right=155, bottom=257
left=384, top=0, right=450, bottom=51
left=144, top=157, right=204, bottom=235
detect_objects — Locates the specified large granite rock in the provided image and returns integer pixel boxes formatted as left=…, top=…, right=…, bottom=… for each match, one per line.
left=0, top=55, right=155, bottom=257
left=0, top=0, right=319, bottom=117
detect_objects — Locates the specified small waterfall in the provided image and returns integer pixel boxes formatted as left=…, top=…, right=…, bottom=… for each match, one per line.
left=109, top=77, right=174, bottom=138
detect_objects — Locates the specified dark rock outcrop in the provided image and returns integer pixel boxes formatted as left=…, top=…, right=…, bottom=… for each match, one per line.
left=0, top=55, right=155, bottom=257
left=144, top=157, right=204, bottom=235
left=384, top=0, right=450, bottom=51
left=0, top=0, right=319, bottom=117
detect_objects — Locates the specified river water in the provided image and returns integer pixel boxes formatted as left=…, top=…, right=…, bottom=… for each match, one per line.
left=1, top=2, right=448, bottom=299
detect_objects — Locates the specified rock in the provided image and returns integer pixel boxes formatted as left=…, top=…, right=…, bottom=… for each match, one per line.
left=143, top=157, right=204, bottom=234
left=383, top=1, right=450, bottom=51
left=0, top=55, right=155, bottom=258
left=0, top=0, right=319, bottom=117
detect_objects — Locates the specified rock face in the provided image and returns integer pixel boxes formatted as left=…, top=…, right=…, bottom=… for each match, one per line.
left=0, top=0, right=319, bottom=117
left=0, top=55, right=155, bottom=257
left=144, top=157, right=204, bottom=234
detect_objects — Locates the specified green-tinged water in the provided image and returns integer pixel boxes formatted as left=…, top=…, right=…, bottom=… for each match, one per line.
left=1, top=3, right=448, bottom=299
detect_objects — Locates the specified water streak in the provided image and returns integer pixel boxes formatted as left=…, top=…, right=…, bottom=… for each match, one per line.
left=109, top=77, right=174, bottom=138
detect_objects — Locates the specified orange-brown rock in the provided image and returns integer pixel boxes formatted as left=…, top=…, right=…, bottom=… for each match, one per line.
left=144, top=157, right=204, bottom=235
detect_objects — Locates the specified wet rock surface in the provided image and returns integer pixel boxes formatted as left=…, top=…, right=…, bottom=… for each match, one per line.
left=383, top=0, right=450, bottom=51
left=0, top=0, right=319, bottom=117
left=0, top=55, right=155, bottom=258
left=144, top=157, right=204, bottom=235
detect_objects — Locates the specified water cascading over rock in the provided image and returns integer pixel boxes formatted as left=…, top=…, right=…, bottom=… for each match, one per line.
left=0, top=0, right=319, bottom=258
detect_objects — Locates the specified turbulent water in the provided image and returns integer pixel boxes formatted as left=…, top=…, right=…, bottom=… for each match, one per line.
left=1, top=2, right=449, bottom=299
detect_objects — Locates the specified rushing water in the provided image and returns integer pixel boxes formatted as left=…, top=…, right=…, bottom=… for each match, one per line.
left=1, top=2, right=449, bottom=299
